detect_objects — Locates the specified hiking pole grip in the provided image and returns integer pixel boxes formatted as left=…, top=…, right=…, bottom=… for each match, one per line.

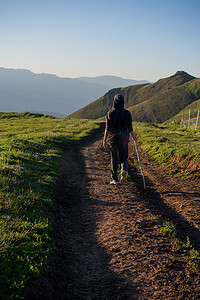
left=134, top=140, right=146, bottom=189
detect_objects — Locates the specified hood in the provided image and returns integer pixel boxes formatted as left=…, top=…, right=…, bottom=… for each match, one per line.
left=113, top=94, right=124, bottom=108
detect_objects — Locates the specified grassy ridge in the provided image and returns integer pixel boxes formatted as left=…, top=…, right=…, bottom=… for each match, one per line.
left=0, top=113, right=99, bottom=299
left=133, top=122, right=200, bottom=183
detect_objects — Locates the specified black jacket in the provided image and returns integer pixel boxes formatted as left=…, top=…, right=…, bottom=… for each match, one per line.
left=106, top=94, right=133, bottom=143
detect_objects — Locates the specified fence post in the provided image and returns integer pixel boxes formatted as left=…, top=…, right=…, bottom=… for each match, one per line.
left=180, top=113, right=184, bottom=128
left=188, top=109, right=191, bottom=128
left=195, top=110, right=200, bottom=130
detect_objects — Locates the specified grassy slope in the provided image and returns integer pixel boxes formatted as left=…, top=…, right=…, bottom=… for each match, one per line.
left=133, top=122, right=200, bottom=182
left=166, top=99, right=200, bottom=124
left=129, top=82, right=196, bottom=123
left=68, top=71, right=199, bottom=123
left=0, top=112, right=99, bottom=299
left=166, top=79, right=200, bottom=124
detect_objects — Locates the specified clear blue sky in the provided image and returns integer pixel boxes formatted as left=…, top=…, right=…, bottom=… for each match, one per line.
left=1, top=0, right=200, bottom=81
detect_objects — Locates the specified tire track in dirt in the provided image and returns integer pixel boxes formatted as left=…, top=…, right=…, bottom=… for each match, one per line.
left=23, top=127, right=200, bottom=299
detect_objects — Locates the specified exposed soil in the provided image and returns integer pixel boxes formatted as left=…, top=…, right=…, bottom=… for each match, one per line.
left=23, top=126, right=200, bottom=299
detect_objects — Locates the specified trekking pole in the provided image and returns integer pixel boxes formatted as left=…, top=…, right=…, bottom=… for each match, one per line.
left=134, top=140, right=146, bottom=189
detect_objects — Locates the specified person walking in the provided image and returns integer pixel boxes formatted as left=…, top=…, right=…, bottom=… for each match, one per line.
left=103, top=94, right=137, bottom=184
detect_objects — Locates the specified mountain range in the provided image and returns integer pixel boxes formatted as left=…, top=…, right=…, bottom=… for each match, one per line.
left=0, top=67, right=149, bottom=117
left=69, top=71, right=200, bottom=124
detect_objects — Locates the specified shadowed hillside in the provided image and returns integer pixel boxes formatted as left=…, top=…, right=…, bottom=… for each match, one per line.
left=68, top=71, right=200, bottom=123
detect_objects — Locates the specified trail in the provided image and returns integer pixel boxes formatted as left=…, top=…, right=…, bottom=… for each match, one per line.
left=23, top=127, right=200, bottom=299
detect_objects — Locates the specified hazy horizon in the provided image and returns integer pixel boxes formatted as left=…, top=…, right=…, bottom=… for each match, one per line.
left=0, top=66, right=150, bottom=81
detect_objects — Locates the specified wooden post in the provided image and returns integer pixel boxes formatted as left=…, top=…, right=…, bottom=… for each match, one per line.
left=180, top=113, right=184, bottom=128
left=195, top=110, right=199, bottom=130
left=188, top=109, right=191, bottom=128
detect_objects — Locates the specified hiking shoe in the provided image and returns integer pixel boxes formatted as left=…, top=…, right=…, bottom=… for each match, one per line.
left=110, top=179, right=119, bottom=185
left=120, top=171, right=127, bottom=184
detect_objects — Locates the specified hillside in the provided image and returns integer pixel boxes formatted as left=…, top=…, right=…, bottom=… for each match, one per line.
left=0, top=67, right=149, bottom=117
left=68, top=71, right=200, bottom=123
left=128, top=78, right=200, bottom=123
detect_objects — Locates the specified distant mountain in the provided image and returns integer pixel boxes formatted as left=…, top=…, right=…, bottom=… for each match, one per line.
left=0, top=67, right=149, bottom=117
left=78, top=75, right=149, bottom=88
left=68, top=71, right=200, bottom=124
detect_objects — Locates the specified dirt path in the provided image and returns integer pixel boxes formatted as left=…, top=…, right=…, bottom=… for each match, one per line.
left=23, top=127, right=200, bottom=299
left=128, top=143, right=200, bottom=252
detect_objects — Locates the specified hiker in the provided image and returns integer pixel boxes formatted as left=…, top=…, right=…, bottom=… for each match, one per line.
left=103, top=94, right=137, bottom=184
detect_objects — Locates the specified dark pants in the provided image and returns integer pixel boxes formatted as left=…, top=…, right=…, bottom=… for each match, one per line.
left=110, top=143, right=128, bottom=181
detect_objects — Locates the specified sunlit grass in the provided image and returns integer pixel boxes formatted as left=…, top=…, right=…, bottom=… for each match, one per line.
left=133, top=122, right=200, bottom=181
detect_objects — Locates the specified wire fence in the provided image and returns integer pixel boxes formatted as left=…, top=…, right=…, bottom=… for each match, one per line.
left=180, top=110, right=200, bottom=130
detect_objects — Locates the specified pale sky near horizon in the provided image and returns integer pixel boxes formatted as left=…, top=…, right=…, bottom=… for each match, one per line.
left=1, top=0, right=200, bottom=82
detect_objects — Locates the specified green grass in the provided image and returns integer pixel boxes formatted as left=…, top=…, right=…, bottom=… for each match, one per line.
left=133, top=122, right=200, bottom=182
left=172, top=236, right=200, bottom=269
left=161, top=222, right=200, bottom=269
left=148, top=214, right=200, bottom=269
left=160, top=221, right=176, bottom=237
left=0, top=112, right=99, bottom=299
